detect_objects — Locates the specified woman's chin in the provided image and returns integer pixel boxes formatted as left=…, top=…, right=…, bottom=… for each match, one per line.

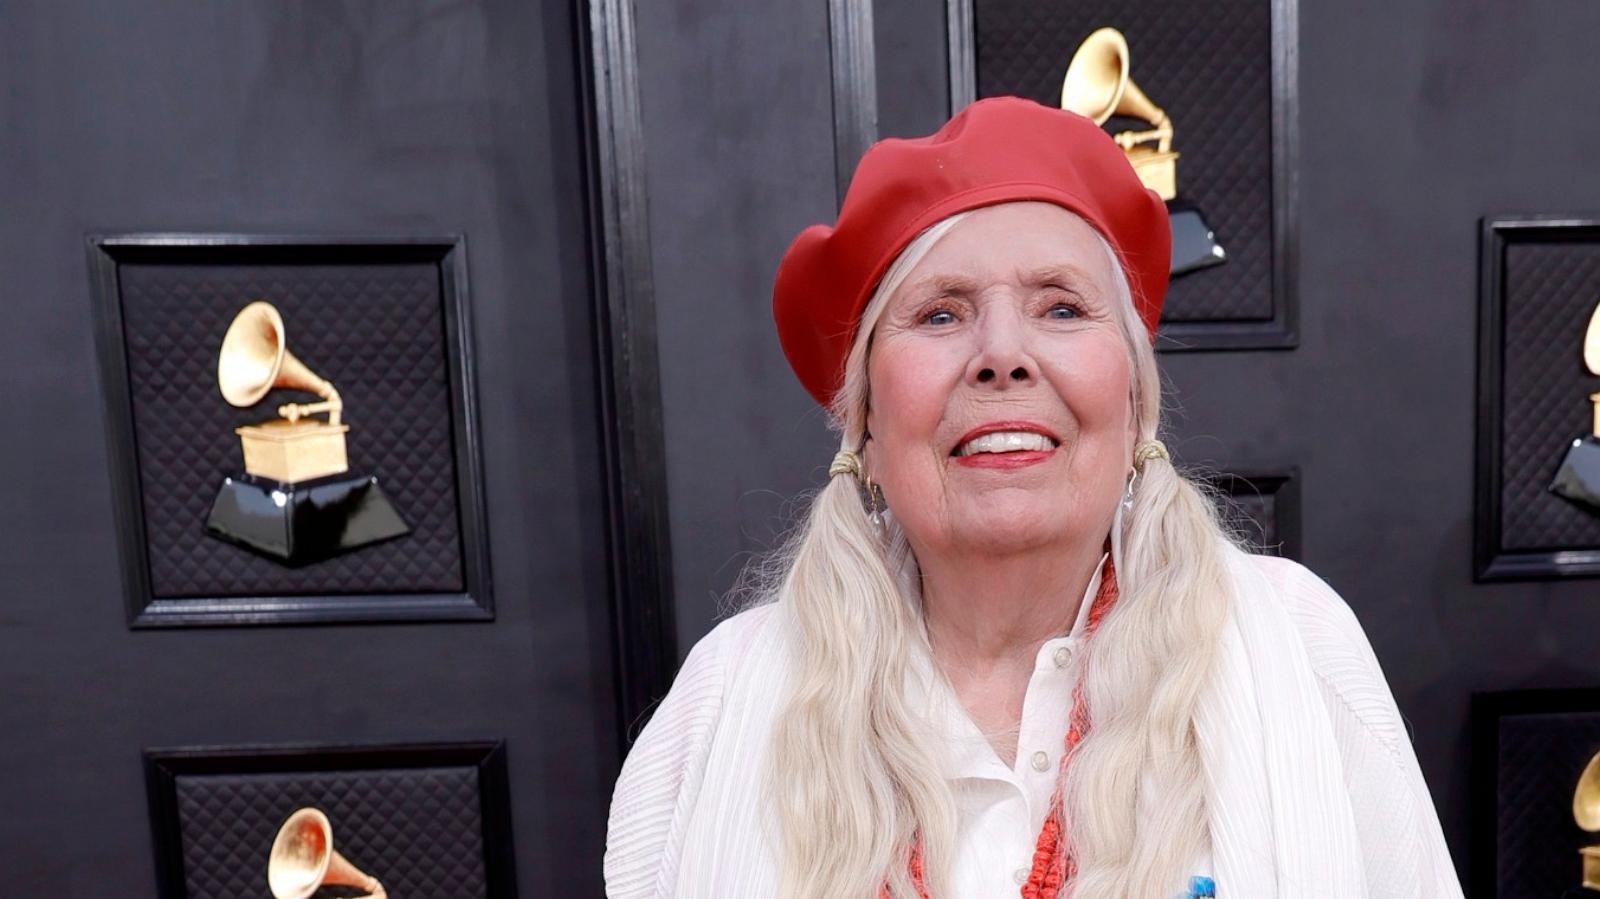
left=942, top=513, right=1081, bottom=557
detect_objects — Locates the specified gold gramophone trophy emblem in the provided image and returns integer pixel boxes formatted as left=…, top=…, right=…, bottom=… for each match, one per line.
left=268, top=807, right=387, bottom=899
left=1061, top=27, right=1226, bottom=277
left=1550, top=299, right=1600, bottom=513
left=204, top=301, right=409, bottom=565
left=1573, top=751, right=1600, bottom=889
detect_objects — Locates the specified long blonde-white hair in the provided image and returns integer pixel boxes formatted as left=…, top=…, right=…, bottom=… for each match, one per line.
left=754, top=208, right=1239, bottom=898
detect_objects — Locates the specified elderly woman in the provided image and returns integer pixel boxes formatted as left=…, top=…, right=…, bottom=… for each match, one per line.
left=604, top=98, right=1462, bottom=899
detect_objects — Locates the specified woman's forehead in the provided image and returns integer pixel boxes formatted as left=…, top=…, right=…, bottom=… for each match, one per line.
left=900, top=202, right=1114, bottom=292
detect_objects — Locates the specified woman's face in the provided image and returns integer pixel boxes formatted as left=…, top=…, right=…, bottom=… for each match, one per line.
left=864, top=202, right=1135, bottom=560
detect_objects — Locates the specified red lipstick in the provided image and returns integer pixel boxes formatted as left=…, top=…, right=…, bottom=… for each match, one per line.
left=951, top=421, right=1059, bottom=470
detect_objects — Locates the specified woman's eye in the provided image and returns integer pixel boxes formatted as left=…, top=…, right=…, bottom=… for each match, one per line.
left=1046, top=303, right=1080, bottom=320
left=923, top=309, right=957, bottom=326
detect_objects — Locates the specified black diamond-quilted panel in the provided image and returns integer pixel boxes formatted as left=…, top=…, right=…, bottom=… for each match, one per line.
left=1203, top=473, right=1296, bottom=558
left=1222, top=490, right=1280, bottom=555
left=973, top=0, right=1276, bottom=323
left=1492, top=711, right=1600, bottom=897
left=174, top=767, right=486, bottom=899
left=117, top=260, right=465, bottom=596
left=1498, top=240, right=1600, bottom=551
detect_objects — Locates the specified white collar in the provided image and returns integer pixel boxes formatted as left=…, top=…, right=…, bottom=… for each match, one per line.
left=906, top=552, right=1110, bottom=782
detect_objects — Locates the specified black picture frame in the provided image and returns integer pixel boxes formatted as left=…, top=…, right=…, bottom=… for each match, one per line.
left=827, top=0, right=880, bottom=204
left=143, top=740, right=516, bottom=899
left=1474, top=215, right=1600, bottom=581
left=87, top=234, right=494, bottom=626
left=1210, top=468, right=1303, bottom=560
left=582, top=0, right=681, bottom=741
left=946, top=0, right=1301, bottom=351
left=1470, top=689, right=1600, bottom=899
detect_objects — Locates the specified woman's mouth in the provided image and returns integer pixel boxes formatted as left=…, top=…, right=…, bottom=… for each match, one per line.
left=952, top=430, right=1058, bottom=456
left=951, top=425, right=1060, bottom=469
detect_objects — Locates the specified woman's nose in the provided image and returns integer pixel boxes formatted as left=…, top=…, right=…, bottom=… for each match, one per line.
left=965, top=310, right=1037, bottom=388
left=975, top=364, right=1030, bottom=384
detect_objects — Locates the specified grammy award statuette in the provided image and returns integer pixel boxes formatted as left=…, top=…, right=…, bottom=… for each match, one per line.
left=1549, top=299, right=1600, bottom=514
left=268, top=807, right=387, bottom=899
left=1572, top=751, right=1600, bottom=892
left=205, top=300, right=409, bottom=565
left=1061, top=27, right=1226, bottom=277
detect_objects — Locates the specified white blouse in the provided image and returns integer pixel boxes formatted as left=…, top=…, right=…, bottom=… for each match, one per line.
left=603, top=551, right=1463, bottom=898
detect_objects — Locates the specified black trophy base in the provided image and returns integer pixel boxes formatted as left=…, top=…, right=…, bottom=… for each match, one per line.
left=1551, top=435, right=1600, bottom=514
left=1168, top=199, right=1227, bottom=277
left=205, top=470, right=410, bottom=566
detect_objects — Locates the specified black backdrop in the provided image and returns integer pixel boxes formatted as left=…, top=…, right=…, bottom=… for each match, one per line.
left=0, top=2, right=618, bottom=896
left=9, top=0, right=1600, bottom=895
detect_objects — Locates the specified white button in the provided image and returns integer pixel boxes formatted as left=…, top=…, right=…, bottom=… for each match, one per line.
left=1053, top=646, right=1073, bottom=668
left=1013, top=867, right=1029, bottom=885
left=1031, top=750, right=1050, bottom=772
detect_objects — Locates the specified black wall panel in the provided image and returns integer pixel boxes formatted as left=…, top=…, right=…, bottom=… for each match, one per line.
left=0, top=2, right=616, bottom=896
left=1499, top=237, right=1600, bottom=552
left=1474, top=691, right=1600, bottom=899
left=10, top=0, right=1600, bottom=892
left=632, top=0, right=841, bottom=652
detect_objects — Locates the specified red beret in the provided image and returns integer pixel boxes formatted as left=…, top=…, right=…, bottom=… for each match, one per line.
left=772, top=96, right=1171, bottom=408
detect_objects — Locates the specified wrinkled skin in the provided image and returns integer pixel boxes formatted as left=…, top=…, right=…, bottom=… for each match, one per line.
left=862, top=201, right=1139, bottom=763
left=864, top=201, right=1135, bottom=569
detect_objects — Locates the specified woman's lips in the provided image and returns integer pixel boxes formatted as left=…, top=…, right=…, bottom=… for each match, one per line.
left=950, top=421, right=1060, bottom=469
left=952, top=447, right=1056, bottom=469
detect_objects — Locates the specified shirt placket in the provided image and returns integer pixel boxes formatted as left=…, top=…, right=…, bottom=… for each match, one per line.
left=1007, top=634, right=1079, bottom=882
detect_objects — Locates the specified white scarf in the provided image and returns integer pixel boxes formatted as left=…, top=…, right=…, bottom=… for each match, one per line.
left=1110, top=513, right=1368, bottom=897
left=1196, top=543, right=1367, bottom=896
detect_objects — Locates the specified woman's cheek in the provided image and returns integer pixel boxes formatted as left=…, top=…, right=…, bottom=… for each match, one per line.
left=1046, top=335, right=1128, bottom=423
left=868, top=342, right=960, bottom=504
left=872, top=341, right=956, bottom=427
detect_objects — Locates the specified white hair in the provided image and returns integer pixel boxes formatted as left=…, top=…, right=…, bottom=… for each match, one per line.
left=750, top=208, right=1240, bottom=898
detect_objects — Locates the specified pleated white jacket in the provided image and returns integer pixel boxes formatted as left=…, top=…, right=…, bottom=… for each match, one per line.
left=604, top=545, right=1464, bottom=898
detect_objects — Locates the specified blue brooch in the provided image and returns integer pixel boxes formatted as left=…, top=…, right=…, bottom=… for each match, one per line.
left=1185, top=875, right=1216, bottom=898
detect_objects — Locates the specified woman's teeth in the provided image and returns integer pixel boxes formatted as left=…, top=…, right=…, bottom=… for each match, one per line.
left=953, top=431, right=1058, bottom=456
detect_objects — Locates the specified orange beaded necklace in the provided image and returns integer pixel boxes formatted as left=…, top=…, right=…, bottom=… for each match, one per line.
left=891, top=553, right=1121, bottom=899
